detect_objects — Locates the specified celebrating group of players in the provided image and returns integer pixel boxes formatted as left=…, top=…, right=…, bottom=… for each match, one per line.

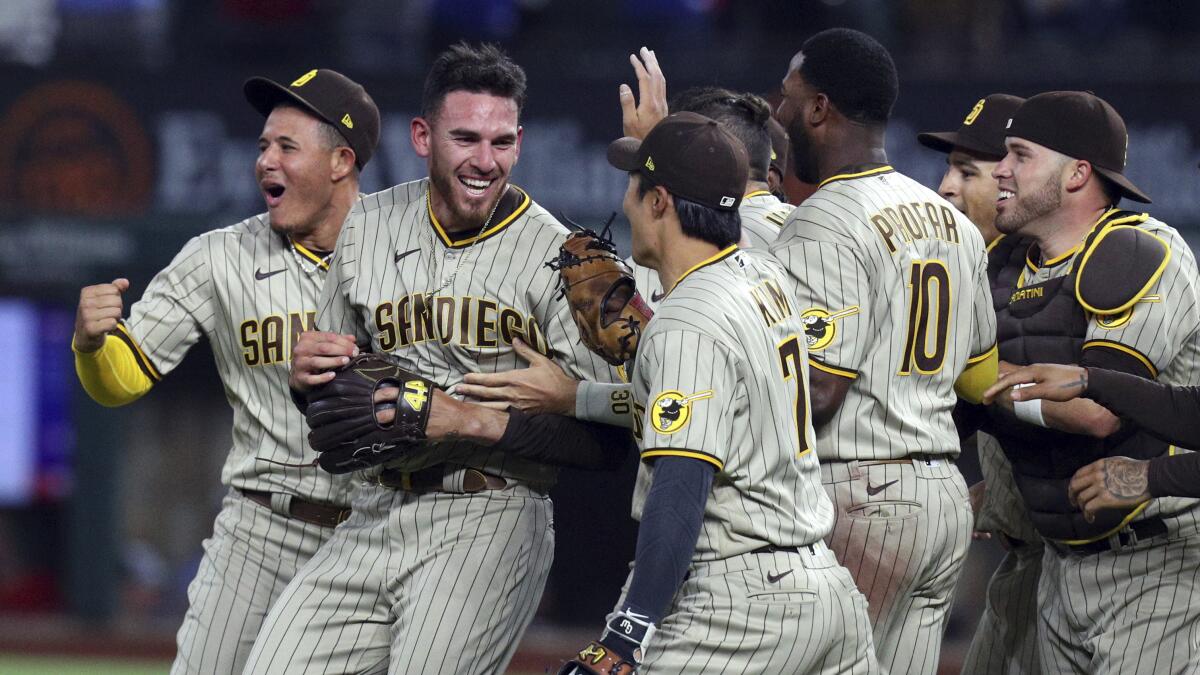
left=70, top=24, right=1200, bottom=675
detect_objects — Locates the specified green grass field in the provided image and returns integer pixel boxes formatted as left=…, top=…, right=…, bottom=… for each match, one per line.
left=0, top=656, right=171, bottom=674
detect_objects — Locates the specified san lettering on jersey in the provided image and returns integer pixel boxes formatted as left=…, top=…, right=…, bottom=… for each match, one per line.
left=241, top=310, right=316, bottom=366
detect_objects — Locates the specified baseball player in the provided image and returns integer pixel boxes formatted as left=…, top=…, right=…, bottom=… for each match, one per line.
left=918, top=93, right=1044, bottom=675
left=72, top=69, right=380, bottom=674
left=242, top=43, right=626, bottom=675
left=985, top=363, right=1200, bottom=512
left=769, top=29, right=997, bottom=675
left=559, top=111, right=876, bottom=675
left=976, top=91, right=1200, bottom=675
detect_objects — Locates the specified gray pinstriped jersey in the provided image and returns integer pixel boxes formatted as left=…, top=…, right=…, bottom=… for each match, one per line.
left=122, top=214, right=353, bottom=505
left=631, top=193, right=794, bottom=312
left=316, top=178, right=617, bottom=484
left=770, top=167, right=995, bottom=462
left=1017, top=213, right=1200, bottom=522
left=629, top=247, right=833, bottom=559
left=738, top=190, right=792, bottom=249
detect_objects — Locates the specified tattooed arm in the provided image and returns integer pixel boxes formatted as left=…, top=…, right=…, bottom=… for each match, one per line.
left=1067, top=457, right=1151, bottom=522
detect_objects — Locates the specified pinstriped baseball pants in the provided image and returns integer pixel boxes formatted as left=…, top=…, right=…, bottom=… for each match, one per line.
left=960, top=539, right=1044, bottom=675
left=172, top=490, right=335, bottom=675
left=820, top=457, right=974, bottom=675
left=242, top=482, right=554, bottom=674
left=612, top=542, right=879, bottom=674
left=1037, top=512, right=1200, bottom=675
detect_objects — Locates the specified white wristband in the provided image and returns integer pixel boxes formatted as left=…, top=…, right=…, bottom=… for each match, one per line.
left=1012, top=384, right=1046, bottom=427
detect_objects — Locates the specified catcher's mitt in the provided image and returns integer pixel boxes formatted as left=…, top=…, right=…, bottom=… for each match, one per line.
left=305, top=353, right=437, bottom=474
left=547, top=220, right=654, bottom=366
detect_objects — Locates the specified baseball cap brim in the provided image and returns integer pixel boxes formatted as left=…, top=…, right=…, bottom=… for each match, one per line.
left=1093, top=165, right=1152, bottom=204
left=607, top=137, right=644, bottom=172
left=917, top=130, right=1005, bottom=159
left=244, top=77, right=338, bottom=130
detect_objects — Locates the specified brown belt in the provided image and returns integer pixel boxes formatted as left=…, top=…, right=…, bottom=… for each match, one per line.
left=864, top=453, right=954, bottom=466
left=240, top=489, right=351, bottom=528
left=375, top=465, right=507, bottom=493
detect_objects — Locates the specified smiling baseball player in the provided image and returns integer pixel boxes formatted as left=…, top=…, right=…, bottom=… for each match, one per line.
left=72, top=69, right=380, bottom=674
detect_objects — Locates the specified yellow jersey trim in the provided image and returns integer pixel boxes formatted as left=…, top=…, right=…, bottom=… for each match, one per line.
left=640, top=449, right=724, bottom=471
left=666, top=245, right=739, bottom=296
left=743, top=190, right=772, bottom=199
left=1074, top=223, right=1168, bottom=316
left=113, top=322, right=162, bottom=381
left=1025, top=244, right=1080, bottom=274
left=427, top=186, right=531, bottom=249
left=985, top=233, right=1006, bottom=254
left=1082, top=339, right=1158, bottom=379
left=817, top=165, right=894, bottom=189
left=292, top=241, right=331, bottom=270
left=967, top=343, right=999, bottom=365
left=808, top=357, right=858, bottom=380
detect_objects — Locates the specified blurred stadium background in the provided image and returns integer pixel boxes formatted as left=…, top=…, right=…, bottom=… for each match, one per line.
left=1, top=0, right=1198, bottom=673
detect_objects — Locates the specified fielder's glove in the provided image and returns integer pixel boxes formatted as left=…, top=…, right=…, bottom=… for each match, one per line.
left=558, top=608, right=656, bottom=675
left=547, top=219, right=654, bottom=366
left=305, top=353, right=437, bottom=474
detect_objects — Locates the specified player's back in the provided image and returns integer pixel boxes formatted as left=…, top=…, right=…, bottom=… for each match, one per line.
left=770, top=167, right=994, bottom=461
left=632, top=246, right=833, bottom=556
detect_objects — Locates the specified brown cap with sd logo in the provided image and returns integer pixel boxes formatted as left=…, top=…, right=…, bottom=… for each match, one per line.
left=244, top=68, right=381, bottom=170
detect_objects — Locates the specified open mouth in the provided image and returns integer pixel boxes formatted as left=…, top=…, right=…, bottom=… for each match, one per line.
left=262, top=181, right=286, bottom=208
left=997, top=189, right=1015, bottom=204
left=458, top=176, right=494, bottom=197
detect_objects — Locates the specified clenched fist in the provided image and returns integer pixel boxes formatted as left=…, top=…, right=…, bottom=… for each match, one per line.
left=74, top=278, right=130, bottom=353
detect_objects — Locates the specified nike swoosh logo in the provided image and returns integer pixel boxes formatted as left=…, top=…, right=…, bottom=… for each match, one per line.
left=865, top=479, right=899, bottom=496
left=766, top=569, right=793, bottom=583
left=254, top=267, right=286, bottom=280
left=650, top=289, right=665, bottom=302
left=394, top=248, right=420, bottom=263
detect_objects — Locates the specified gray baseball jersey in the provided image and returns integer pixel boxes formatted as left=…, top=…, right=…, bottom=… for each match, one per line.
left=738, top=189, right=793, bottom=249
left=769, top=166, right=995, bottom=461
left=117, top=214, right=352, bottom=674
left=624, top=246, right=876, bottom=673
left=244, top=179, right=618, bottom=675
left=769, top=166, right=989, bottom=675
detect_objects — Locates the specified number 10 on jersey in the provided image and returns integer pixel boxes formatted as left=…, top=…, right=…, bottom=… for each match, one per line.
left=899, top=260, right=950, bottom=375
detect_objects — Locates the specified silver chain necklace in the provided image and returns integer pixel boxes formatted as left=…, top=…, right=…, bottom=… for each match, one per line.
left=424, top=188, right=503, bottom=296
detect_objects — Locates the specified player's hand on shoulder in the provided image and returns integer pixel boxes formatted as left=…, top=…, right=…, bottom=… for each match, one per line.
left=289, top=331, right=358, bottom=392
left=73, top=278, right=130, bottom=353
left=457, top=339, right=579, bottom=416
left=619, top=46, right=668, bottom=140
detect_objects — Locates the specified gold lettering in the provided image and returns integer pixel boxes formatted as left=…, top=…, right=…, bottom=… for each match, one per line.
left=499, top=308, right=525, bottom=344
left=871, top=214, right=899, bottom=254
left=262, top=315, right=286, bottom=365
left=412, top=294, right=434, bottom=344
left=240, top=320, right=260, bottom=366
left=434, top=297, right=455, bottom=344
left=941, top=206, right=960, bottom=244
left=477, top=299, right=498, bottom=348
left=375, top=303, right=397, bottom=351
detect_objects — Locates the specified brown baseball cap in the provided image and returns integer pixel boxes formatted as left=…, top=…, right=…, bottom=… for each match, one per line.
left=244, top=68, right=381, bottom=170
left=918, top=93, right=1025, bottom=159
left=1006, top=91, right=1149, bottom=203
left=767, top=116, right=789, bottom=177
left=607, top=112, right=749, bottom=211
